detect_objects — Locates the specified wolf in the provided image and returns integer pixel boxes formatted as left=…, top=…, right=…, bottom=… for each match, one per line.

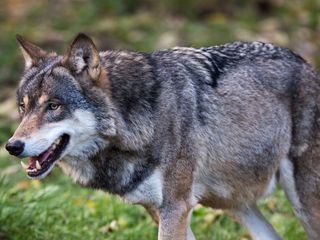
left=5, top=33, right=320, bottom=240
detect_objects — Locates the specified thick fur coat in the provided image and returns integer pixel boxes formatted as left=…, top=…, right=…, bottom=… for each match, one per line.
left=6, top=34, right=320, bottom=240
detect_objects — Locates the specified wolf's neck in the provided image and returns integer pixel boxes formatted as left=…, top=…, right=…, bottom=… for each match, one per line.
left=64, top=51, right=162, bottom=194
left=101, top=50, right=160, bottom=151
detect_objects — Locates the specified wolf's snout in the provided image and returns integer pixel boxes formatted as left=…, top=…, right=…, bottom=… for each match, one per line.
left=5, top=140, right=25, bottom=156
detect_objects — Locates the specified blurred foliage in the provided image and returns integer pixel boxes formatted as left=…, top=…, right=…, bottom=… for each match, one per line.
left=0, top=0, right=319, bottom=239
left=0, top=0, right=319, bottom=88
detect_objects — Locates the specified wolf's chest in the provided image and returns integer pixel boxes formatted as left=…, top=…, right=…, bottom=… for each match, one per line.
left=122, top=169, right=163, bottom=208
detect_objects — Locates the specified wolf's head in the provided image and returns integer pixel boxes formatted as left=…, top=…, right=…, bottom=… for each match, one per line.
left=5, top=34, right=116, bottom=180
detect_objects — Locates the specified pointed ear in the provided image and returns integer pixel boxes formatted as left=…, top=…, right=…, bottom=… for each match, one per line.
left=16, top=35, right=48, bottom=69
left=63, top=33, right=101, bottom=80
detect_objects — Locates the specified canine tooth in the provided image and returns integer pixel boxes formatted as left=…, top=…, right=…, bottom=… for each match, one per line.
left=21, top=161, right=28, bottom=169
left=36, top=160, right=41, bottom=170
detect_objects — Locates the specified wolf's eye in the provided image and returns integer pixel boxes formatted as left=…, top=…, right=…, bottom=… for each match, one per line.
left=19, top=103, right=25, bottom=113
left=47, top=102, right=60, bottom=111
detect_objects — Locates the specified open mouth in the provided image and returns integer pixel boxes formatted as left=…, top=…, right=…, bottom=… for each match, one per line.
left=21, top=134, right=70, bottom=178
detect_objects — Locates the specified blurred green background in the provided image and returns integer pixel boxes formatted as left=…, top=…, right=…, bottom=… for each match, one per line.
left=0, top=0, right=319, bottom=239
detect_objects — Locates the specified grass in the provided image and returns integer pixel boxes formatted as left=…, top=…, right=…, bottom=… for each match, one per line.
left=0, top=154, right=306, bottom=240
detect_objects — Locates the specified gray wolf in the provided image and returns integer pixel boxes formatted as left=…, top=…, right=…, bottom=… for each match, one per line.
left=5, top=33, right=320, bottom=239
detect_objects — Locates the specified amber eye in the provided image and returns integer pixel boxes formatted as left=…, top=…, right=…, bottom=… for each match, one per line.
left=47, top=102, right=60, bottom=111
left=19, top=103, right=25, bottom=113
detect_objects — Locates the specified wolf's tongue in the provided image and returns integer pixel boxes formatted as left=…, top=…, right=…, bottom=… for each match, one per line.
left=40, top=150, right=52, bottom=162
left=29, top=149, right=52, bottom=166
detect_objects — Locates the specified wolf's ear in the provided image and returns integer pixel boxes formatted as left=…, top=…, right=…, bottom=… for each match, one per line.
left=16, top=35, right=48, bottom=69
left=63, top=33, right=101, bottom=81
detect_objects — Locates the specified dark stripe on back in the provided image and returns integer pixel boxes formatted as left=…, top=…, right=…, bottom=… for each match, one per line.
left=143, top=53, right=161, bottom=112
left=179, top=60, right=208, bottom=125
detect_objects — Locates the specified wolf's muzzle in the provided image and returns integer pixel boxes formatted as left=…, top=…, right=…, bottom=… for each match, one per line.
left=5, top=140, right=25, bottom=156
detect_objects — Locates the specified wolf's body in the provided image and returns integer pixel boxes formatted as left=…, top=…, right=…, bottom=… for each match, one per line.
left=6, top=34, right=320, bottom=239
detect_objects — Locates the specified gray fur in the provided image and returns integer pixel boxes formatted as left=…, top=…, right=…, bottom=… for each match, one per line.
left=8, top=34, right=320, bottom=240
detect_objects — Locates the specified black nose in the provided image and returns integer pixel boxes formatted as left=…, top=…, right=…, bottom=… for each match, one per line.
left=5, top=140, right=25, bottom=156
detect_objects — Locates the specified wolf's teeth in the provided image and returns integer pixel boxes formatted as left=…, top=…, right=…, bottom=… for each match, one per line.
left=36, top=160, right=41, bottom=170
left=52, top=144, right=56, bottom=150
left=21, top=161, right=28, bottom=169
left=53, top=136, right=62, bottom=147
left=27, top=168, right=37, bottom=173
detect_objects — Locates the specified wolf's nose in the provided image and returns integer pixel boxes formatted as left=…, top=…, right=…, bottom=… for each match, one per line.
left=5, top=140, right=25, bottom=156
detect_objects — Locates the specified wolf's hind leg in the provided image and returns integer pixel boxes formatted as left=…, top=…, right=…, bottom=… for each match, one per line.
left=228, top=204, right=282, bottom=240
left=280, top=157, right=320, bottom=240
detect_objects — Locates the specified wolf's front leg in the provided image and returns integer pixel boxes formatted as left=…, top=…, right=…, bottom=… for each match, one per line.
left=145, top=205, right=195, bottom=240
left=156, top=156, right=195, bottom=240
left=158, top=202, right=191, bottom=240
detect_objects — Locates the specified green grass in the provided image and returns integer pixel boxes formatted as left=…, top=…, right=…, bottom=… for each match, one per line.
left=0, top=153, right=306, bottom=240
